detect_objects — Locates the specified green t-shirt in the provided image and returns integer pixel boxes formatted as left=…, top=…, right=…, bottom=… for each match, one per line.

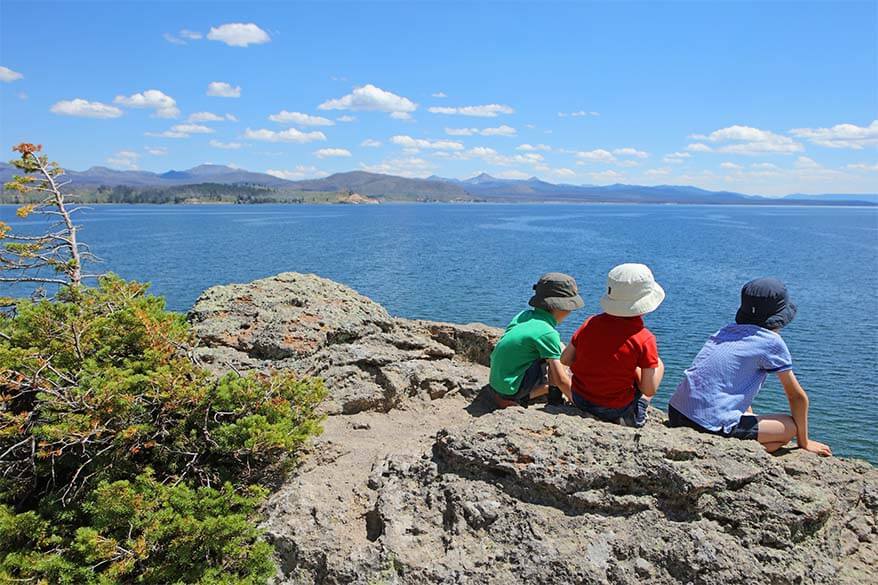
left=489, top=308, right=563, bottom=396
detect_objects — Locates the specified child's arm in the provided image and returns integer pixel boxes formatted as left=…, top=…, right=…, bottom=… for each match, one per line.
left=777, top=370, right=832, bottom=456
left=637, top=358, right=664, bottom=397
left=547, top=358, right=572, bottom=400
left=560, top=343, right=575, bottom=367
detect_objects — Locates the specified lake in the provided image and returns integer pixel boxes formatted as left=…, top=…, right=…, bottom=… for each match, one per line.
left=2, top=203, right=877, bottom=463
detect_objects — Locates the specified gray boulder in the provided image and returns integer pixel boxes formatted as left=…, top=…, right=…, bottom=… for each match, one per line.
left=189, top=273, right=877, bottom=584
left=189, top=272, right=498, bottom=414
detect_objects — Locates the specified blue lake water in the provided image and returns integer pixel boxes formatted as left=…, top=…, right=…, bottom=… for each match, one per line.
left=2, top=203, right=877, bottom=463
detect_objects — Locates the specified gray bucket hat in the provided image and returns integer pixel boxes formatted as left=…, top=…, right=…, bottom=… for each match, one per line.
left=528, top=272, right=585, bottom=312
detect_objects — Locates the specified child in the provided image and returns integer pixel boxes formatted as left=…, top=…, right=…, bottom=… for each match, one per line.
left=488, top=272, right=584, bottom=408
left=667, top=278, right=832, bottom=456
left=562, top=263, right=665, bottom=427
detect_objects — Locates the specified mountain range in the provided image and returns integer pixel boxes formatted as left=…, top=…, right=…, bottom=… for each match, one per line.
left=1, top=162, right=875, bottom=205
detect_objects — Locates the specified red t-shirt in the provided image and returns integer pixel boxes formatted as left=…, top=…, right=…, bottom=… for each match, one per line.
left=570, top=313, right=660, bottom=408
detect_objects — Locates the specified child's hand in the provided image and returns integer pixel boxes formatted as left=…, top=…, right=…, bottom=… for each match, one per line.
left=801, top=439, right=832, bottom=457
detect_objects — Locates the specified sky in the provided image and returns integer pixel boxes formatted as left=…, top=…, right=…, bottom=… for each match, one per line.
left=0, top=0, right=876, bottom=196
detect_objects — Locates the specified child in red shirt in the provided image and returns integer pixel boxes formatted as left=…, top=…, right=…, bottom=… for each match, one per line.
left=561, top=263, right=666, bottom=427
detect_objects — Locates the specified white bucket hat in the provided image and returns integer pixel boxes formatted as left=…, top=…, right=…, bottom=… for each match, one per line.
left=600, top=263, right=665, bottom=317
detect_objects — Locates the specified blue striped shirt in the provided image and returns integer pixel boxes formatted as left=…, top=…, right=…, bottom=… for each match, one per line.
left=669, top=324, right=793, bottom=433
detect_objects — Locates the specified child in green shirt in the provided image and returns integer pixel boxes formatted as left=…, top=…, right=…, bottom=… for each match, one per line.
left=489, top=273, right=584, bottom=407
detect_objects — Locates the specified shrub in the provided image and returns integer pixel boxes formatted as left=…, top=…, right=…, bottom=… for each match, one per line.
left=0, top=276, right=326, bottom=583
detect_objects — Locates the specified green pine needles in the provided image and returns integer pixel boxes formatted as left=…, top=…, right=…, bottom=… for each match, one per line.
left=0, top=276, right=326, bottom=583
left=0, top=277, right=326, bottom=583
left=0, top=144, right=326, bottom=583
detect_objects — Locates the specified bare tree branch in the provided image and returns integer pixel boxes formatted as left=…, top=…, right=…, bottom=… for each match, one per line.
left=1, top=143, right=103, bottom=294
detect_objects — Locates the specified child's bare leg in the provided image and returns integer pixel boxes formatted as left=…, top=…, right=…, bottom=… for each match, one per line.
left=529, top=384, right=549, bottom=400
left=756, top=414, right=797, bottom=453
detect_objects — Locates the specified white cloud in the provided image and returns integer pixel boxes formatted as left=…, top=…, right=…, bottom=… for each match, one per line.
left=164, top=29, right=203, bottom=44
left=645, top=167, right=672, bottom=177
left=319, top=84, right=417, bottom=117
left=50, top=98, right=123, bottom=119
left=715, top=160, right=850, bottom=188
left=206, top=23, right=271, bottom=47
left=575, top=149, right=616, bottom=163
left=145, top=146, right=168, bottom=156
left=268, top=110, right=334, bottom=126
left=551, top=167, right=576, bottom=178
left=613, top=147, right=649, bottom=158
left=432, top=91, right=447, bottom=98
left=436, top=147, right=545, bottom=167
left=146, top=123, right=214, bottom=139
left=496, top=170, right=531, bottom=179
left=206, top=81, right=241, bottom=98
left=243, top=127, right=327, bottom=143
left=693, top=125, right=803, bottom=154
left=315, top=148, right=352, bottom=158
left=558, top=110, right=599, bottom=117
left=114, top=89, right=180, bottom=118
left=188, top=111, right=236, bottom=122
left=266, top=166, right=328, bottom=180
left=516, top=143, right=551, bottom=152
left=361, top=139, right=382, bottom=148
left=146, top=131, right=188, bottom=139
left=390, top=111, right=413, bottom=120
left=663, top=151, right=692, bottom=164
left=209, top=140, right=243, bottom=149
left=0, top=66, right=23, bottom=82
left=427, top=104, right=514, bottom=117
left=171, top=123, right=213, bottom=134
left=188, top=112, right=223, bottom=122
left=391, top=135, right=464, bottom=151
left=336, top=115, right=356, bottom=122
left=163, top=32, right=186, bottom=45
left=686, top=143, right=713, bottom=152
left=588, top=170, right=625, bottom=183
left=793, top=156, right=821, bottom=169
left=847, top=162, right=878, bottom=171
left=444, top=125, right=517, bottom=137
left=360, top=157, right=435, bottom=177
left=789, top=120, right=878, bottom=150
left=481, top=125, right=517, bottom=136
left=106, top=150, right=139, bottom=170
left=445, top=128, right=476, bottom=136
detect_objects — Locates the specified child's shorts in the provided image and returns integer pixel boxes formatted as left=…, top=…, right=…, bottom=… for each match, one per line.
left=490, top=359, right=548, bottom=407
left=667, top=405, right=759, bottom=441
left=572, top=391, right=649, bottom=428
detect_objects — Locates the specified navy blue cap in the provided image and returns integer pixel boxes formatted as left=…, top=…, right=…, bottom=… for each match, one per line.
left=735, top=277, right=797, bottom=329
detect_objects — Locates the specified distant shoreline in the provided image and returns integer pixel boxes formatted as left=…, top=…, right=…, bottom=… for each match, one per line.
left=1, top=200, right=876, bottom=208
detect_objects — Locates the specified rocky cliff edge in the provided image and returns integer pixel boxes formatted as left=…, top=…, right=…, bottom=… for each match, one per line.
left=188, top=272, right=876, bottom=585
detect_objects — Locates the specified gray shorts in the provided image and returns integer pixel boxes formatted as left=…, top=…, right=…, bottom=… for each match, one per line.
left=491, top=359, right=548, bottom=404
left=668, top=405, right=759, bottom=441
left=573, top=391, right=649, bottom=428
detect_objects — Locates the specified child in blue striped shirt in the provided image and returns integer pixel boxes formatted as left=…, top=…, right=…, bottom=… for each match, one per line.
left=668, top=278, right=831, bottom=456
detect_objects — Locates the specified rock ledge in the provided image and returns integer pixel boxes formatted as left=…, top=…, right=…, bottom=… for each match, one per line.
left=190, top=273, right=877, bottom=585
